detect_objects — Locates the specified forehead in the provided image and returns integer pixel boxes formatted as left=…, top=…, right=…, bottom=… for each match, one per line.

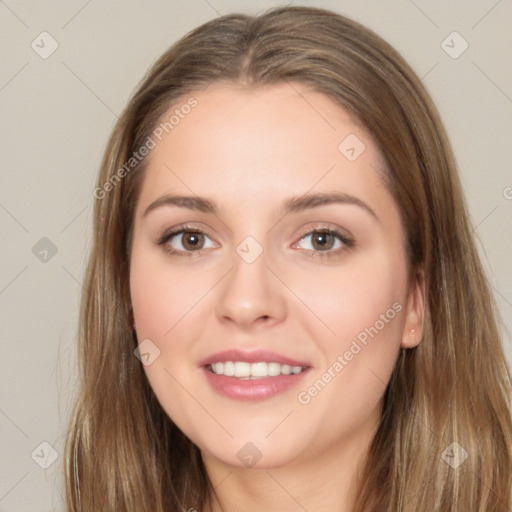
left=136, top=82, right=390, bottom=216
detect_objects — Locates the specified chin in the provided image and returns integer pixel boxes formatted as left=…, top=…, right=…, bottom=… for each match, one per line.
left=200, top=439, right=300, bottom=470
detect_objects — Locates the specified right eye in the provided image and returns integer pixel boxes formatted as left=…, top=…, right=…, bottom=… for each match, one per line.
left=158, top=227, right=217, bottom=256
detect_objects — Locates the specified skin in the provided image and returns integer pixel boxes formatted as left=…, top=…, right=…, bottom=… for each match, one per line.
left=129, top=82, right=424, bottom=512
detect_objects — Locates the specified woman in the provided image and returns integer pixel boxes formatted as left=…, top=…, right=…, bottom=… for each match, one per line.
left=65, top=6, right=512, bottom=511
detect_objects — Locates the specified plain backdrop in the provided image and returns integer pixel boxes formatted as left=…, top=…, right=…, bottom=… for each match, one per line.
left=0, top=1, right=511, bottom=510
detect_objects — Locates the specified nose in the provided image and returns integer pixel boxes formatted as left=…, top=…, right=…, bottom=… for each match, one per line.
left=215, top=248, right=287, bottom=330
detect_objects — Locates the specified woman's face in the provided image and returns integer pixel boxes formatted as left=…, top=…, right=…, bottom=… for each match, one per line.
left=129, top=82, right=423, bottom=470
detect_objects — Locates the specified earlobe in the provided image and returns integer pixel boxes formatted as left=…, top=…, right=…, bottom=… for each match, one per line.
left=405, top=327, right=418, bottom=348
left=401, top=269, right=425, bottom=348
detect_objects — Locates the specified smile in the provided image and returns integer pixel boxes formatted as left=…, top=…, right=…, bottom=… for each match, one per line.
left=200, top=349, right=311, bottom=401
left=208, top=361, right=305, bottom=378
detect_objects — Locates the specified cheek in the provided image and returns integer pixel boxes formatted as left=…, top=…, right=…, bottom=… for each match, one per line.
left=129, top=251, right=213, bottom=436
left=299, top=249, right=407, bottom=348
left=129, top=246, right=229, bottom=380
left=293, top=251, right=407, bottom=433
left=130, top=249, right=219, bottom=340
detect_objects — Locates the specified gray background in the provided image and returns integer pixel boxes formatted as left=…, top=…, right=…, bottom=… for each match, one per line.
left=0, top=1, right=510, bottom=510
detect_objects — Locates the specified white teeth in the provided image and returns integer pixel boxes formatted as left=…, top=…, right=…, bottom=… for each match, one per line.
left=268, top=362, right=281, bottom=376
left=281, top=365, right=292, bottom=375
left=209, top=361, right=305, bottom=378
left=223, top=361, right=234, bottom=376
left=233, top=361, right=251, bottom=377
left=212, top=362, right=224, bottom=374
left=250, top=362, right=267, bottom=377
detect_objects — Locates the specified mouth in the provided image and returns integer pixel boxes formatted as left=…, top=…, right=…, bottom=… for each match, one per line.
left=199, top=349, right=311, bottom=401
left=206, top=361, right=306, bottom=379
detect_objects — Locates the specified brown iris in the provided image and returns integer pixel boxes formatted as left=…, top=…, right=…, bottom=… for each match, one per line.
left=311, top=231, right=335, bottom=250
left=181, top=231, right=205, bottom=250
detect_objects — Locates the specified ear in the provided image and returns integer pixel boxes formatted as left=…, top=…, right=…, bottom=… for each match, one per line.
left=401, top=268, right=425, bottom=348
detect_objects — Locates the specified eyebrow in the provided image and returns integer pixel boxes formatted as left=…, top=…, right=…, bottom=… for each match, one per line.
left=143, top=194, right=219, bottom=217
left=142, top=192, right=378, bottom=221
left=281, top=192, right=378, bottom=221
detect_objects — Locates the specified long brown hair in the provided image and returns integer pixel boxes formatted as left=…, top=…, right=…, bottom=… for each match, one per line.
left=64, top=6, right=512, bottom=511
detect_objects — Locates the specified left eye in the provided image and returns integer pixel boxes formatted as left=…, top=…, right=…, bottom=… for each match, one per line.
left=296, top=230, right=345, bottom=251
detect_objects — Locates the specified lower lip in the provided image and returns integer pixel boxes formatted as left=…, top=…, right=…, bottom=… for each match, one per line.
left=202, top=367, right=310, bottom=401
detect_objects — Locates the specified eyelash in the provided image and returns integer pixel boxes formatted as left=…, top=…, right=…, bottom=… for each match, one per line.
left=157, top=223, right=355, bottom=260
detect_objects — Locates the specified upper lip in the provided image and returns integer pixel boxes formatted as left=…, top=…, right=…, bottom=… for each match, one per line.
left=198, top=349, right=310, bottom=368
